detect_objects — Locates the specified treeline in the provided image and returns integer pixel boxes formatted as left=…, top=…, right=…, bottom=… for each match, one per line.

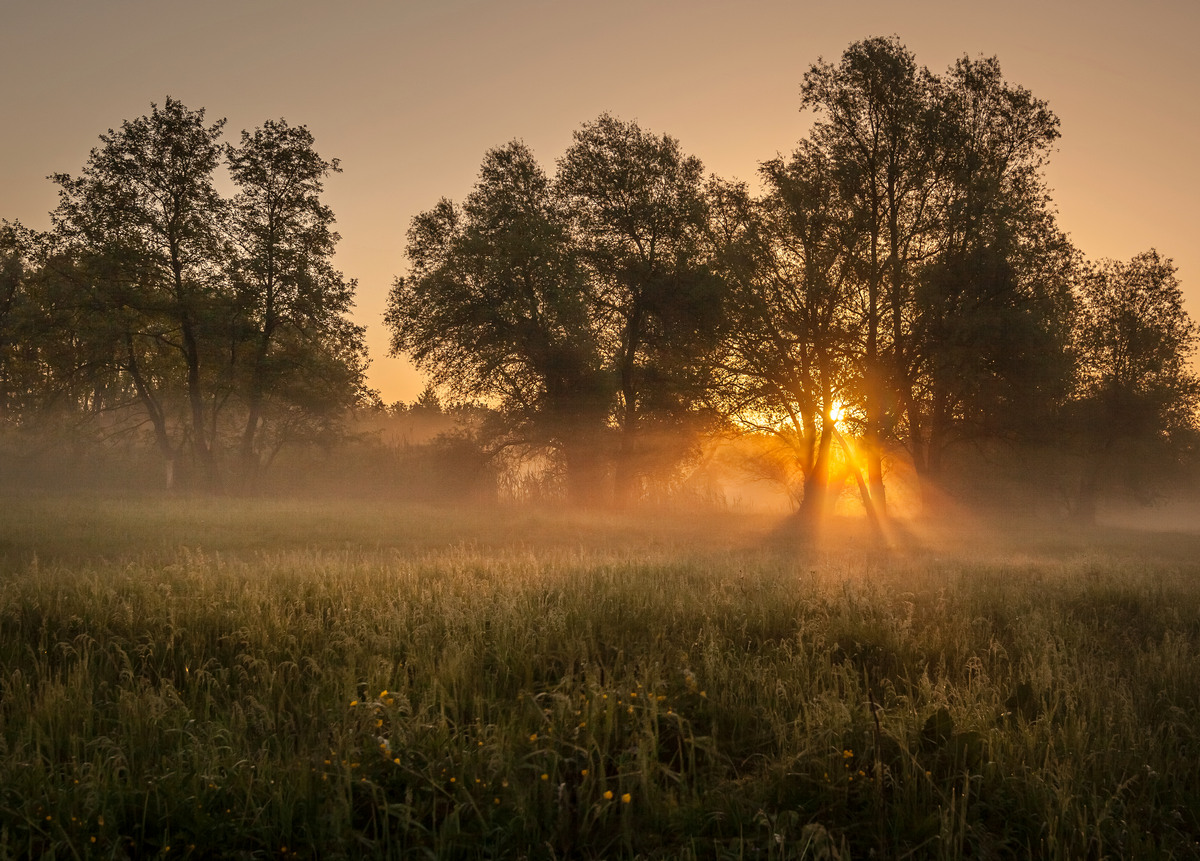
left=2, top=37, right=1199, bottom=521
left=1, top=100, right=372, bottom=491
left=384, top=36, right=1199, bottom=523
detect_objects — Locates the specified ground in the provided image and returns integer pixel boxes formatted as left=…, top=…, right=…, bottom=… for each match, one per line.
left=1, top=494, right=1198, bottom=859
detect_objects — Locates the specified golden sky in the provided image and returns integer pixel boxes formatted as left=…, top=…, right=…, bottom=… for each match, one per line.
left=3, top=0, right=1197, bottom=404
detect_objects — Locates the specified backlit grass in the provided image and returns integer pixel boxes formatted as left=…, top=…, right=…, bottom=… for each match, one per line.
left=1, top=494, right=1198, bottom=858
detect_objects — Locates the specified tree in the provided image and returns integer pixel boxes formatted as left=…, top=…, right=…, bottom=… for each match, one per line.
left=389, top=118, right=728, bottom=507
left=385, top=141, right=611, bottom=505
left=801, top=39, right=1074, bottom=513
left=226, top=118, right=366, bottom=482
left=0, top=223, right=37, bottom=428
left=557, top=114, right=725, bottom=502
left=1069, top=250, right=1200, bottom=522
left=907, top=55, right=1072, bottom=499
left=713, top=144, right=863, bottom=531
left=50, top=97, right=229, bottom=488
left=45, top=100, right=371, bottom=491
left=801, top=36, right=937, bottom=517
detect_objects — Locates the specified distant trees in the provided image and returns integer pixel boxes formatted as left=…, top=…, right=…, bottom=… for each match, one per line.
left=0, top=223, right=41, bottom=427
left=4, top=98, right=371, bottom=490
left=1069, top=251, right=1200, bottom=521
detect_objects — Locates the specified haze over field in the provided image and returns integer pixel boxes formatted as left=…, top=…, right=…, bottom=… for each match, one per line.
left=2, top=0, right=1198, bottom=404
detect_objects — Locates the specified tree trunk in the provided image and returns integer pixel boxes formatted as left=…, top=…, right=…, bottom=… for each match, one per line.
left=796, top=422, right=834, bottom=539
left=125, top=335, right=178, bottom=491
left=181, top=312, right=219, bottom=492
left=834, top=426, right=885, bottom=542
left=240, top=299, right=276, bottom=488
left=864, top=198, right=888, bottom=521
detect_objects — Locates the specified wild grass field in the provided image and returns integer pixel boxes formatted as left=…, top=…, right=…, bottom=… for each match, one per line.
left=1, top=493, right=1198, bottom=859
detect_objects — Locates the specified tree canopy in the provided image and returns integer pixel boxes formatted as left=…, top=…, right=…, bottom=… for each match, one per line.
left=5, top=98, right=371, bottom=491
left=3, top=40, right=1197, bottom=517
left=383, top=39, right=1197, bottom=517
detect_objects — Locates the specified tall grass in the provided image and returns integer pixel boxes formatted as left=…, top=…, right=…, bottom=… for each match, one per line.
left=1, top=494, right=1198, bottom=858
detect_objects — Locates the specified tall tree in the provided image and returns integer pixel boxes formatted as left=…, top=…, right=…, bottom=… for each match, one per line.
left=801, top=36, right=937, bottom=517
left=557, top=114, right=725, bottom=502
left=907, top=55, right=1072, bottom=499
left=226, top=118, right=364, bottom=482
left=1069, top=250, right=1200, bottom=522
left=802, top=40, right=1074, bottom=513
left=50, top=97, right=229, bottom=488
left=385, top=141, right=610, bottom=505
left=714, top=144, right=863, bottom=530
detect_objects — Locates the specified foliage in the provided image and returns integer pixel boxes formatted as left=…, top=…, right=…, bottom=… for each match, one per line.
left=227, top=118, right=369, bottom=479
left=791, top=38, right=1072, bottom=514
left=2, top=40, right=1198, bottom=516
left=20, top=99, right=371, bottom=491
left=388, top=118, right=727, bottom=506
left=712, top=143, right=862, bottom=528
left=1068, top=250, right=1200, bottom=519
left=386, top=142, right=609, bottom=504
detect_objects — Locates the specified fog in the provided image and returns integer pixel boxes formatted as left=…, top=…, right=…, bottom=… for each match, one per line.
left=4, top=405, right=1197, bottom=565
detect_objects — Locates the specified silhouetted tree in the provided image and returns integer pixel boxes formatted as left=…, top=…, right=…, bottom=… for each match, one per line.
left=227, top=118, right=366, bottom=483
left=386, top=141, right=611, bottom=505
left=557, top=114, right=725, bottom=502
left=41, top=100, right=370, bottom=490
left=50, top=98, right=230, bottom=488
left=801, top=39, right=1076, bottom=513
left=801, top=36, right=936, bottom=517
left=908, top=54, right=1073, bottom=502
left=713, top=144, right=863, bottom=531
left=40, top=242, right=192, bottom=475
left=0, top=223, right=37, bottom=427
left=1069, top=250, right=1200, bottom=522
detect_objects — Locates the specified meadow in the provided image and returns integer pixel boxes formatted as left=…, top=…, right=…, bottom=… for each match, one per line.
left=1, top=493, right=1198, bottom=859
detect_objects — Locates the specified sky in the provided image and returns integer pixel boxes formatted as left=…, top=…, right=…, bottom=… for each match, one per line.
left=3, top=0, right=1198, bottom=404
